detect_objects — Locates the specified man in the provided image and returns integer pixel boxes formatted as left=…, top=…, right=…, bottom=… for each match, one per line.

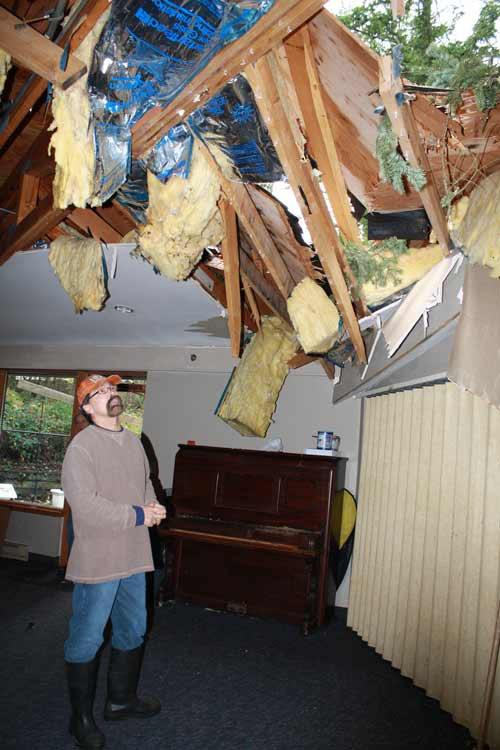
left=62, top=374, right=166, bottom=750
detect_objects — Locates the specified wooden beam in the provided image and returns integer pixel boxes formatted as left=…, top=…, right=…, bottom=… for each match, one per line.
left=194, top=263, right=258, bottom=334
left=283, top=29, right=368, bottom=316
left=0, top=7, right=87, bottom=90
left=17, top=173, right=40, bottom=223
left=199, top=144, right=296, bottom=300
left=220, top=199, right=242, bottom=358
left=299, top=29, right=361, bottom=245
left=132, top=0, right=325, bottom=159
left=95, top=202, right=136, bottom=237
left=378, top=56, right=451, bottom=255
left=288, top=351, right=335, bottom=380
left=0, top=195, right=71, bottom=266
left=69, top=208, right=123, bottom=243
left=288, top=352, right=317, bottom=369
left=239, top=245, right=291, bottom=326
left=242, top=275, right=261, bottom=330
left=0, top=0, right=111, bottom=153
left=246, top=55, right=366, bottom=363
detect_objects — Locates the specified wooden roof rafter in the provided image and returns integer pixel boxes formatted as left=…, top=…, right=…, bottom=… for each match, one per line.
left=193, top=261, right=260, bottom=335
left=219, top=198, right=242, bottom=358
left=378, top=55, right=451, bottom=255
left=0, top=0, right=111, bottom=155
left=132, top=0, right=326, bottom=159
left=0, top=6, right=87, bottom=90
left=245, top=54, right=367, bottom=363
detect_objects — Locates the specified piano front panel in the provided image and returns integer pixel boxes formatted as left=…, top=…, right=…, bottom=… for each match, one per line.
left=177, top=539, right=315, bottom=625
left=171, top=465, right=218, bottom=515
left=215, top=471, right=281, bottom=514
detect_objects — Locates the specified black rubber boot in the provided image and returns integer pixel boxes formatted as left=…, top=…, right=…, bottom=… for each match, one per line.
left=103, top=646, right=161, bottom=721
left=66, top=659, right=105, bottom=749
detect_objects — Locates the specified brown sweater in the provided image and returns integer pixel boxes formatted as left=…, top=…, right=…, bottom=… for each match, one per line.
left=62, top=425, right=155, bottom=583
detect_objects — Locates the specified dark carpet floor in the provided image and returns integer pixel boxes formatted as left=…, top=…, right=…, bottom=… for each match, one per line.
left=0, top=557, right=474, bottom=750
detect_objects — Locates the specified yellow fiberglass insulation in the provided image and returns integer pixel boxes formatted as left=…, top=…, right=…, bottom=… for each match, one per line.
left=361, top=243, right=444, bottom=306
left=0, top=49, right=11, bottom=95
left=216, top=316, right=298, bottom=438
left=287, top=277, right=340, bottom=354
left=48, top=236, right=107, bottom=313
left=48, top=9, right=110, bottom=209
left=138, top=140, right=224, bottom=281
left=453, top=172, right=500, bottom=277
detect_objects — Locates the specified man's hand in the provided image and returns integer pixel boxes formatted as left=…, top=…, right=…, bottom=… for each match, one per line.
left=143, top=501, right=167, bottom=527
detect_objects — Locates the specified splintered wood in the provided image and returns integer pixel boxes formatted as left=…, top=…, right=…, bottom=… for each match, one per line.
left=378, top=55, right=451, bottom=255
left=245, top=55, right=366, bottom=363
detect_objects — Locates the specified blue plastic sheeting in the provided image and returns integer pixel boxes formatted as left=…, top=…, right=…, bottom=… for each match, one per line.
left=144, top=122, right=194, bottom=182
left=115, top=75, right=282, bottom=220
left=188, top=74, right=283, bottom=182
left=88, top=0, right=276, bottom=202
left=115, top=159, right=149, bottom=224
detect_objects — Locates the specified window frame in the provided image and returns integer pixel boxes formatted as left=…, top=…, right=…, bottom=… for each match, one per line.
left=0, top=369, right=147, bottom=566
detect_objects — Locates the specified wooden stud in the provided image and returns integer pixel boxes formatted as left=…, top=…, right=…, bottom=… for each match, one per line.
left=300, top=30, right=361, bottom=245
left=132, top=0, right=325, bottom=158
left=242, top=275, right=261, bottom=330
left=0, top=7, right=87, bottom=89
left=17, top=173, right=40, bottom=223
left=0, top=195, right=71, bottom=265
left=0, top=0, right=111, bottom=154
left=194, top=263, right=258, bottom=334
left=220, top=199, right=242, bottom=358
left=288, top=352, right=317, bottom=369
left=288, top=351, right=335, bottom=380
left=69, top=208, right=123, bottom=243
left=239, top=246, right=291, bottom=327
left=94, top=202, right=136, bottom=238
left=283, top=30, right=368, bottom=316
left=378, top=55, right=451, bottom=255
left=246, top=55, right=366, bottom=363
left=198, top=143, right=296, bottom=300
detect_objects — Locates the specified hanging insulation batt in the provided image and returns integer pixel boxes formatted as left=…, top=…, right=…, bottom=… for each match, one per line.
left=48, top=236, right=107, bottom=313
left=48, top=10, right=110, bottom=208
left=453, top=172, right=500, bottom=276
left=216, top=316, right=298, bottom=438
left=138, top=140, right=224, bottom=281
left=287, top=277, right=340, bottom=353
left=361, top=243, right=444, bottom=306
left=0, top=49, right=11, bottom=95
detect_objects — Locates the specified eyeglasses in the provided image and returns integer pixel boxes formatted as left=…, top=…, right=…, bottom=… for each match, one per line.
left=87, top=386, right=118, bottom=401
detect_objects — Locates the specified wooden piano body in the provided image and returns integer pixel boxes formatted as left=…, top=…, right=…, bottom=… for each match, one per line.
left=159, top=444, right=346, bottom=633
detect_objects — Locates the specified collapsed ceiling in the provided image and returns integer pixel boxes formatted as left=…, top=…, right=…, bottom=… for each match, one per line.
left=0, top=0, right=499, bottom=388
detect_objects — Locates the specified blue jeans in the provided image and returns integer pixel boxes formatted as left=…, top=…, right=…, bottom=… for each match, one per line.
left=65, top=573, right=146, bottom=663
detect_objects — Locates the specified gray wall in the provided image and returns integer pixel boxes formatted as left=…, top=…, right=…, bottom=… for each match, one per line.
left=2, top=346, right=361, bottom=606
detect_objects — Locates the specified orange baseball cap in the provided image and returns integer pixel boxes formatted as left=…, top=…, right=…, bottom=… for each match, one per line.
left=77, top=374, right=122, bottom=406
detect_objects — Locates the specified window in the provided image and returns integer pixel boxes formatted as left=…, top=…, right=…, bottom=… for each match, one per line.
left=0, top=372, right=147, bottom=507
left=0, top=374, right=76, bottom=504
left=117, top=377, right=146, bottom=435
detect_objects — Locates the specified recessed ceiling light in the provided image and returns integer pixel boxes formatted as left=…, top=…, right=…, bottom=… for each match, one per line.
left=114, top=305, right=134, bottom=314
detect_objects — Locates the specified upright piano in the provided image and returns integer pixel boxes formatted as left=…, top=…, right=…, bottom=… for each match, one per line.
left=158, top=444, right=346, bottom=633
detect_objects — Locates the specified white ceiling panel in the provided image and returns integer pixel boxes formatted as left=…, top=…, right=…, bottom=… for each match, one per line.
left=0, top=246, right=230, bottom=348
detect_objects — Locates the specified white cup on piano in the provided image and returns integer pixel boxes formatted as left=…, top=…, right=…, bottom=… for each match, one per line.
left=50, top=489, right=65, bottom=508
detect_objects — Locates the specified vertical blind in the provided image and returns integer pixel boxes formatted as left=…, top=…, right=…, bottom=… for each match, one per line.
left=348, top=382, right=500, bottom=748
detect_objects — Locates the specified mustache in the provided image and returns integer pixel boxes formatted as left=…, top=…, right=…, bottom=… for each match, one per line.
left=106, top=395, right=123, bottom=413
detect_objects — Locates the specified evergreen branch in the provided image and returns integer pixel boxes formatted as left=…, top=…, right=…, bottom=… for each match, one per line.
left=376, top=115, right=427, bottom=194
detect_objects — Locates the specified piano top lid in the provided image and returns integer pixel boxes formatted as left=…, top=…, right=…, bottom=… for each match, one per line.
left=177, top=443, right=348, bottom=463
